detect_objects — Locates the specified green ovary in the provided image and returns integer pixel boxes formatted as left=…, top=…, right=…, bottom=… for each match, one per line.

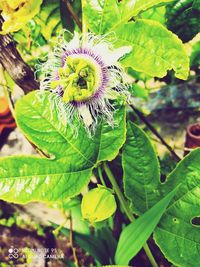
left=50, top=56, right=100, bottom=103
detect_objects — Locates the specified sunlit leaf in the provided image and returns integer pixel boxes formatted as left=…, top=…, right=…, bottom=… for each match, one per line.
left=122, top=122, right=160, bottom=214
left=132, top=0, right=173, bottom=17
left=123, top=138, right=200, bottom=267
left=0, top=156, right=92, bottom=203
left=115, top=20, right=189, bottom=80
left=82, top=0, right=136, bottom=34
left=82, top=0, right=174, bottom=33
left=115, top=187, right=178, bottom=264
left=15, top=91, right=126, bottom=164
left=0, top=0, right=42, bottom=34
left=0, top=91, right=126, bottom=203
left=154, top=149, right=200, bottom=267
left=34, top=0, right=62, bottom=40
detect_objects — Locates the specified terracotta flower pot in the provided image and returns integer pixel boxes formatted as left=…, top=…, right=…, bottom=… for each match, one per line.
left=0, top=97, right=16, bottom=149
left=184, top=123, right=200, bottom=155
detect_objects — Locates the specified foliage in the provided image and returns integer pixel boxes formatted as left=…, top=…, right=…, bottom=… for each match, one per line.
left=0, top=0, right=199, bottom=266
left=122, top=122, right=200, bottom=267
left=115, top=19, right=189, bottom=80
left=82, top=0, right=174, bottom=34
left=115, top=186, right=178, bottom=264
left=0, top=0, right=43, bottom=34
left=52, top=222, right=117, bottom=265
left=166, top=0, right=200, bottom=42
left=190, top=41, right=200, bottom=67
left=154, top=149, right=200, bottom=267
left=0, top=90, right=126, bottom=203
left=122, top=122, right=160, bottom=214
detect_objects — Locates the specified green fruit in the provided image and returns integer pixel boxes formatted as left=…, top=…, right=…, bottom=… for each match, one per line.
left=81, top=186, right=117, bottom=223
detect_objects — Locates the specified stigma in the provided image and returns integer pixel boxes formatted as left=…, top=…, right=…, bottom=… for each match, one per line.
left=50, top=52, right=104, bottom=103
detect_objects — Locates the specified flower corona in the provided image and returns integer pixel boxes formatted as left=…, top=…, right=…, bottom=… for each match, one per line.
left=38, top=31, right=131, bottom=133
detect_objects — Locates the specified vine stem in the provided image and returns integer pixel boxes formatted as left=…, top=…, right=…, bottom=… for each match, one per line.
left=97, top=166, right=106, bottom=187
left=81, top=1, right=88, bottom=45
left=103, top=162, right=158, bottom=267
left=69, top=211, right=79, bottom=266
left=63, top=0, right=82, bottom=30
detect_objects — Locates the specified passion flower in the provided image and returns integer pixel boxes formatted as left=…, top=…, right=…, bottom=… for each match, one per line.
left=0, top=0, right=42, bottom=34
left=38, top=31, right=131, bottom=133
left=81, top=186, right=117, bottom=223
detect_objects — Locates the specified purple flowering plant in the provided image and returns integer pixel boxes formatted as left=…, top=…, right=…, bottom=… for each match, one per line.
left=0, top=1, right=199, bottom=266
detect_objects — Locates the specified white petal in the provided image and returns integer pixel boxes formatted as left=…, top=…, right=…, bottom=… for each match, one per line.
left=91, top=42, right=111, bottom=59
left=78, top=105, right=93, bottom=127
left=92, top=42, right=132, bottom=66
left=108, top=46, right=132, bottom=65
left=67, top=32, right=80, bottom=50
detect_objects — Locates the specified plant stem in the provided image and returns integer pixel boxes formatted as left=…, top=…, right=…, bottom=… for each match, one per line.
left=69, top=211, right=79, bottom=266
left=129, top=104, right=181, bottom=161
left=97, top=166, right=106, bottom=187
left=103, top=162, right=158, bottom=267
left=82, top=13, right=88, bottom=40
left=81, top=1, right=88, bottom=43
left=63, top=0, right=82, bottom=30
left=143, top=243, right=158, bottom=267
left=103, top=162, right=134, bottom=222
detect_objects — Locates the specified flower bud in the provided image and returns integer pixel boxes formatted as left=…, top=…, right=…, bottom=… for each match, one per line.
left=81, top=186, right=117, bottom=223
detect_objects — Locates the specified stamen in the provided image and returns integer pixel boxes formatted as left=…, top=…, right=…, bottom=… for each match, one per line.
left=50, top=53, right=104, bottom=103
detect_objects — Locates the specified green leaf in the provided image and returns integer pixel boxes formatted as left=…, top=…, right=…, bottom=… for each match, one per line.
left=15, top=91, right=126, bottom=165
left=0, top=90, right=126, bottom=203
left=52, top=223, right=117, bottom=265
left=141, top=6, right=166, bottom=24
left=61, top=228, right=108, bottom=264
left=82, top=0, right=173, bottom=34
left=123, top=141, right=200, bottom=266
left=166, top=0, right=200, bottom=42
left=122, top=122, right=160, bottom=214
left=0, top=156, right=91, bottom=203
left=132, top=0, right=173, bottom=17
left=115, top=187, right=178, bottom=265
left=34, top=0, right=62, bottom=40
left=82, top=0, right=136, bottom=34
left=129, top=84, right=149, bottom=100
left=115, top=19, right=189, bottom=80
left=122, top=123, right=200, bottom=266
left=154, top=149, right=200, bottom=267
left=190, top=41, right=200, bottom=67
left=64, top=260, right=76, bottom=267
